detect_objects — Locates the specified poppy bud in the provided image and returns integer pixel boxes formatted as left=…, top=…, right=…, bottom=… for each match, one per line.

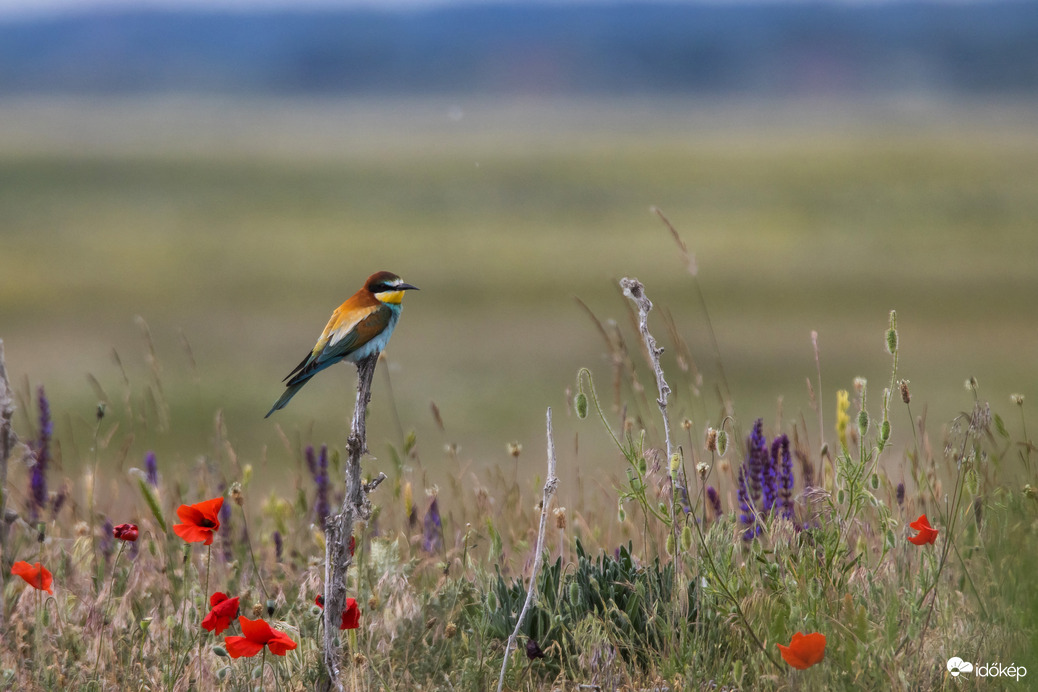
left=857, top=409, right=870, bottom=438
left=680, top=525, right=693, bottom=552
left=716, top=430, right=728, bottom=457
left=569, top=582, right=581, bottom=607
left=886, top=310, right=898, bottom=354
left=575, top=393, right=588, bottom=419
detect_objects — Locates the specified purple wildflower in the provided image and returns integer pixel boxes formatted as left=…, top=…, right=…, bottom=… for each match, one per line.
left=775, top=434, right=795, bottom=521
left=677, top=484, right=692, bottom=515
left=306, top=444, right=330, bottom=528
left=272, top=530, right=283, bottom=562
left=29, top=386, right=52, bottom=522
left=422, top=497, right=443, bottom=553
left=706, top=486, right=723, bottom=518
left=746, top=419, right=766, bottom=507
left=145, top=451, right=159, bottom=487
left=762, top=437, right=780, bottom=513
left=100, top=518, right=115, bottom=561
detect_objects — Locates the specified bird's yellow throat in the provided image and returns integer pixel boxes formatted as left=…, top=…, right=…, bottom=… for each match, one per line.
left=376, top=290, right=405, bottom=305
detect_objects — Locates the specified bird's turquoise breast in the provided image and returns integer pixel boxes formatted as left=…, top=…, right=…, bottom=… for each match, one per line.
left=345, top=305, right=401, bottom=362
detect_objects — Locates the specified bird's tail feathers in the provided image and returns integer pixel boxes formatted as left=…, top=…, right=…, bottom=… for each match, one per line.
left=265, top=379, right=309, bottom=418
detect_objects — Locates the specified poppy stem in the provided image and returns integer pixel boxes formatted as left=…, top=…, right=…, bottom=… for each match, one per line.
left=199, top=542, right=212, bottom=686
left=239, top=503, right=270, bottom=601
left=93, top=540, right=125, bottom=680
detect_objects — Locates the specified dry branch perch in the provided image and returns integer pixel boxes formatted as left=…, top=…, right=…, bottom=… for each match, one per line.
left=620, top=278, right=683, bottom=556
left=496, top=407, right=559, bottom=692
left=320, top=353, right=385, bottom=692
left=620, top=278, right=674, bottom=458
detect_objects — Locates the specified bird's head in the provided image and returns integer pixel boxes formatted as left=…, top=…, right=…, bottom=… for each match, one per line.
left=365, top=271, right=419, bottom=305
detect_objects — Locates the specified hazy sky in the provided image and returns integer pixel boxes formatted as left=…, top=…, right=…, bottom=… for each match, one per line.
left=0, top=0, right=933, bottom=18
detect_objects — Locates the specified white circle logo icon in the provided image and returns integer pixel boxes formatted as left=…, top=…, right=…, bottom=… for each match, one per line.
left=947, top=657, right=974, bottom=677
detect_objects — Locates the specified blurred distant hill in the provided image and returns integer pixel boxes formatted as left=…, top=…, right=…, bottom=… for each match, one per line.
left=0, top=1, right=1036, bottom=95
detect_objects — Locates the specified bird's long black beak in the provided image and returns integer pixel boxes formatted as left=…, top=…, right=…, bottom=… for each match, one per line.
left=398, top=283, right=420, bottom=291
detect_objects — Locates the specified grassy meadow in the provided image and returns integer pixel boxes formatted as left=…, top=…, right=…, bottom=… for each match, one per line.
left=1, top=96, right=1037, bottom=689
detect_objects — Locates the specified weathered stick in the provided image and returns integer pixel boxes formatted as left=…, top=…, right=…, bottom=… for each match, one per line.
left=320, top=354, right=386, bottom=692
left=496, top=407, right=558, bottom=692
left=620, top=278, right=682, bottom=555
left=619, top=278, right=674, bottom=459
left=0, top=339, right=15, bottom=631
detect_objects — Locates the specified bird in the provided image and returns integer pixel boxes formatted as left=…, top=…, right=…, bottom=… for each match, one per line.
left=265, top=271, right=419, bottom=417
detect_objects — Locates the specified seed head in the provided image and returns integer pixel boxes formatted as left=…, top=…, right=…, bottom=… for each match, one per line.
left=507, top=441, right=522, bottom=458
left=230, top=482, right=244, bottom=507
left=705, top=427, right=718, bottom=453
left=1011, top=393, right=1025, bottom=406
left=553, top=506, right=567, bottom=530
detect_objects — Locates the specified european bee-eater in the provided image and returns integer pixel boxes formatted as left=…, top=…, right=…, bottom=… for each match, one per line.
left=265, top=271, right=418, bottom=417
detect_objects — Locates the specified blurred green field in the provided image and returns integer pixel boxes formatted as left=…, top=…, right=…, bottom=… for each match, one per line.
left=1, top=96, right=1036, bottom=494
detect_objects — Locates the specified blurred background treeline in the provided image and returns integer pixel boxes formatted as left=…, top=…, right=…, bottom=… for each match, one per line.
left=1, top=0, right=1036, bottom=498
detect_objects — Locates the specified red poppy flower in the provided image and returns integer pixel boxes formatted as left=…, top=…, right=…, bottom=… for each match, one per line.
left=315, top=594, right=362, bottom=630
left=202, top=592, right=241, bottom=634
left=11, top=561, right=53, bottom=594
left=777, top=631, right=826, bottom=670
left=173, top=497, right=224, bottom=545
left=340, top=597, right=361, bottom=630
left=224, top=616, right=297, bottom=658
left=113, top=523, right=139, bottom=542
left=908, top=514, right=938, bottom=545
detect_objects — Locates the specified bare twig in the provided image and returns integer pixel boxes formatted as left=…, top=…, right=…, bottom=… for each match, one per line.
left=620, top=278, right=674, bottom=459
left=321, top=354, right=381, bottom=692
left=620, top=277, right=684, bottom=560
left=0, top=339, right=16, bottom=631
left=496, top=408, right=559, bottom=692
